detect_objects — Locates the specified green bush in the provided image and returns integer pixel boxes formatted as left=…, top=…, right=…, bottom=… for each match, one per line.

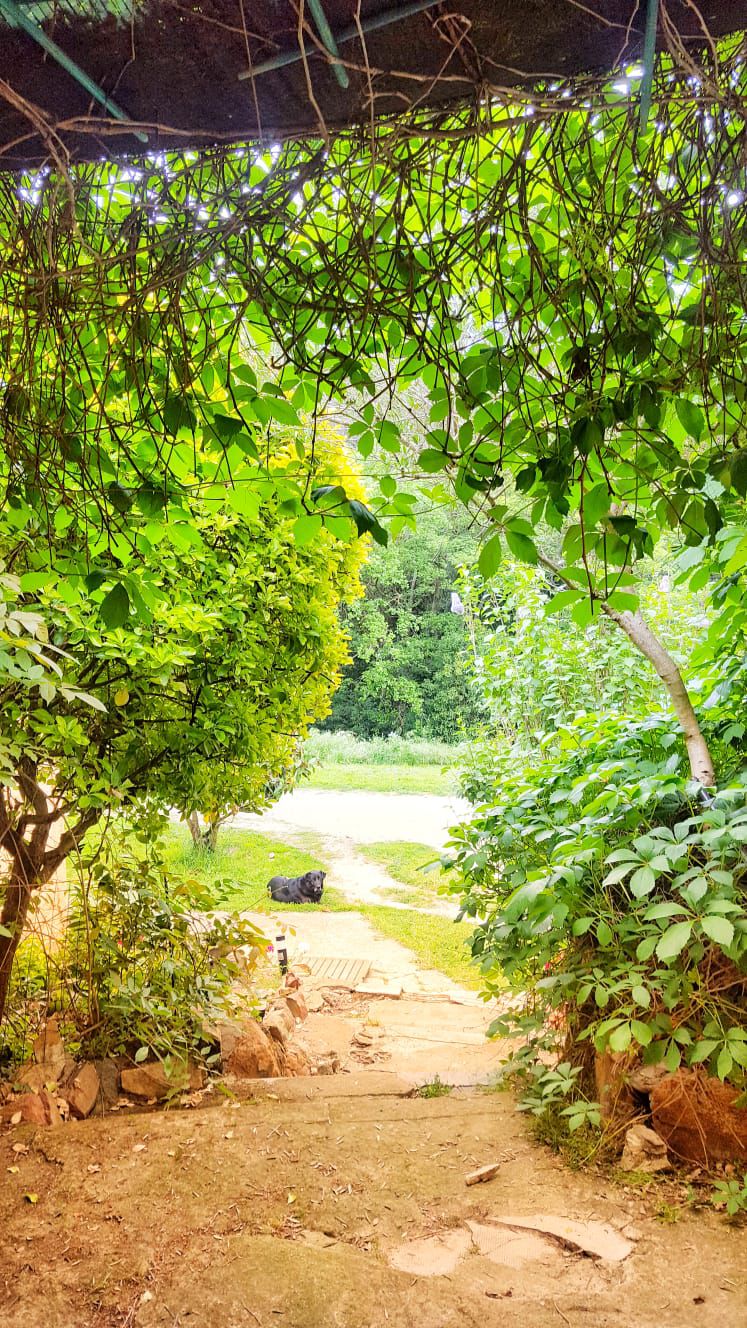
left=449, top=721, right=747, bottom=1089
left=60, top=827, right=267, bottom=1065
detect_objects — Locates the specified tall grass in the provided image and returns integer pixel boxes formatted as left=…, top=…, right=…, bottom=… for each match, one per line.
left=306, top=729, right=465, bottom=768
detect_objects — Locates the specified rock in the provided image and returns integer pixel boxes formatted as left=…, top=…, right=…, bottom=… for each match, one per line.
left=283, top=991, right=308, bottom=1022
left=651, top=1069, right=747, bottom=1167
left=263, top=1004, right=295, bottom=1047
left=217, top=1021, right=243, bottom=1062
left=32, top=1018, right=66, bottom=1075
left=93, top=1058, right=120, bottom=1108
left=225, top=1022, right=283, bottom=1078
left=62, top=1063, right=100, bottom=1120
left=305, top=990, right=325, bottom=1013
left=620, top=1123, right=671, bottom=1173
left=627, top=1063, right=669, bottom=1096
left=314, top=1051, right=341, bottom=1076
left=465, top=1162, right=501, bottom=1186
left=284, top=1044, right=311, bottom=1076
left=14, top=1089, right=63, bottom=1128
left=120, top=1059, right=205, bottom=1101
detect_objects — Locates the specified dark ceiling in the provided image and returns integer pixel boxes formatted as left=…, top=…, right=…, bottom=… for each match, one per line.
left=1, top=0, right=746, bottom=168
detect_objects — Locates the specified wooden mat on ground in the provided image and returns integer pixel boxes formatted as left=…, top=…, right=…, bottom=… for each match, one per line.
left=306, top=956, right=372, bottom=987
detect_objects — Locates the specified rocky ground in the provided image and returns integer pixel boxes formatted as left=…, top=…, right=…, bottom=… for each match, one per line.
left=2, top=917, right=746, bottom=1327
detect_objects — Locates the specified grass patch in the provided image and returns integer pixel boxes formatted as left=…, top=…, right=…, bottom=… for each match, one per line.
left=307, top=763, right=455, bottom=795
left=162, top=825, right=351, bottom=913
left=416, top=1075, right=453, bottom=1098
left=163, top=825, right=482, bottom=989
left=307, top=729, right=465, bottom=767
left=358, top=840, right=451, bottom=906
left=358, top=905, right=482, bottom=990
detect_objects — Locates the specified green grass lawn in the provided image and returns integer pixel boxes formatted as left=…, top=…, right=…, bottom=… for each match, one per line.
left=358, top=839, right=453, bottom=907
left=358, top=905, right=482, bottom=990
left=163, top=825, right=481, bottom=988
left=307, top=763, right=455, bottom=795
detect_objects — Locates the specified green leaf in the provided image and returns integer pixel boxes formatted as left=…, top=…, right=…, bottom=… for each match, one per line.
left=545, top=589, right=582, bottom=615
left=163, top=394, right=197, bottom=436
left=100, top=583, right=130, bottom=629
left=674, top=398, right=705, bottom=441
left=716, top=1046, right=733, bottom=1080
left=631, top=985, right=651, bottom=1008
left=596, top=920, right=613, bottom=948
left=292, top=514, right=323, bottom=546
left=505, top=529, right=538, bottom=564
left=629, top=866, right=656, bottom=898
left=609, top=1022, right=632, bottom=1052
left=418, top=448, right=448, bottom=473
left=478, top=534, right=502, bottom=579
left=655, top=921, right=692, bottom=962
left=700, top=915, right=734, bottom=948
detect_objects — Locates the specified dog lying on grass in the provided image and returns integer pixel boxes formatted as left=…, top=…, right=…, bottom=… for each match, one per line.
left=267, top=870, right=326, bottom=904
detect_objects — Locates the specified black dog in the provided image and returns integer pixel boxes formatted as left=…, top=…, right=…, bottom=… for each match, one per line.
left=267, top=869, right=326, bottom=904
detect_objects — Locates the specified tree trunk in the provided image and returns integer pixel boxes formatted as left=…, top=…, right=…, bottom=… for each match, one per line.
left=537, top=553, right=716, bottom=786
left=0, top=870, right=33, bottom=1028
left=186, top=811, right=220, bottom=852
left=601, top=606, right=716, bottom=786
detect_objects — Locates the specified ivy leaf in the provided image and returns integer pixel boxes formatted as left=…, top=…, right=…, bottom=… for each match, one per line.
left=163, top=394, right=197, bottom=436
left=675, top=398, right=705, bottom=441
left=655, top=921, right=692, bottom=962
left=505, top=529, right=538, bottom=564
left=418, top=448, right=448, bottom=473
left=629, top=866, right=656, bottom=898
left=700, top=915, right=734, bottom=948
left=478, top=534, right=502, bottom=579
left=292, top=514, right=323, bottom=546
left=100, top=583, right=130, bottom=629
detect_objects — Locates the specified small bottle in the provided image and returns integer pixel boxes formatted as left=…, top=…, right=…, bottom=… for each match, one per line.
left=275, top=932, right=288, bottom=975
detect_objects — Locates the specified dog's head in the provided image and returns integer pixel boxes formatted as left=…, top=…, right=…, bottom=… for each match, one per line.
left=300, top=870, right=326, bottom=901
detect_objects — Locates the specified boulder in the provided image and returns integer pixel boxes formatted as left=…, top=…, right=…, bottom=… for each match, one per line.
left=32, top=1018, right=66, bottom=1075
left=284, top=1043, right=311, bottom=1076
left=620, top=1123, right=670, bottom=1173
left=62, top=1063, right=100, bottom=1120
left=8, top=1089, right=64, bottom=1127
left=651, top=1069, right=747, bottom=1167
left=120, top=1059, right=205, bottom=1101
left=225, top=1022, right=283, bottom=1078
left=93, top=1058, right=120, bottom=1108
left=627, top=1063, right=670, bottom=1096
left=263, top=1004, right=295, bottom=1048
left=314, top=1051, right=341, bottom=1076
left=283, top=991, right=308, bottom=1023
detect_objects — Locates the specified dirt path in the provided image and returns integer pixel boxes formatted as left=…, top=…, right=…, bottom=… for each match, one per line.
left=235, top=787, right=469, bottom=850
left=2, top=824, right=744, bottom=1326
left=1, top=1078, right=743, bottom=1328
left=237, top=789, right=463, bottom=914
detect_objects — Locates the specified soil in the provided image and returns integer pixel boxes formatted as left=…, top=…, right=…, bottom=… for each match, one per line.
left=1, top=1079, right=744, bottom=1328
left=2, top=831, right=745, bottom=1326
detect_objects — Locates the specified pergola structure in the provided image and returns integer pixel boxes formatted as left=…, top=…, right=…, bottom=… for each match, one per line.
left=0, top=0, right=746, bottom=166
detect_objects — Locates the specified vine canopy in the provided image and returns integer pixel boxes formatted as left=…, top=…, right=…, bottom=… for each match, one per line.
left=0, top=21, right=746, bottom=648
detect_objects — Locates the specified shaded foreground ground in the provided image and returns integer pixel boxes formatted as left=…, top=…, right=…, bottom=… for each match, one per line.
left=1, top=1078, right=744, bottom=1328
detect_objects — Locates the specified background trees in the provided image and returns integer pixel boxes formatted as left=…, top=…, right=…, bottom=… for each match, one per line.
left=0, top=423, right=366, bottom=1022
left=323, top=501, right=480, bottom=740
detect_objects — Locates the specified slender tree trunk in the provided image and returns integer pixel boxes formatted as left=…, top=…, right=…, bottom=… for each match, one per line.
left=601, top=606, right=715, bottom=786
left=186, top=811, right=220, bottom=852
left=538, top=554, right=716, bottom=786
left=0, top=869, right=34, bottom=1027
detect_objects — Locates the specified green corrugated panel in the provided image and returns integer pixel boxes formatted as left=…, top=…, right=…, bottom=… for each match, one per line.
left=6, top=0, right=140, bottom=21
